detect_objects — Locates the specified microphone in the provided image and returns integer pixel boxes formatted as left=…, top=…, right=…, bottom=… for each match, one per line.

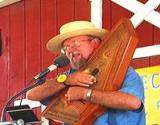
left=33, top=55, right=70, bottom=80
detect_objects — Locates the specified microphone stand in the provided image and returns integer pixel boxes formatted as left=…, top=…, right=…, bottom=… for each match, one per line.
left=1, top=77, right=46, bottom=124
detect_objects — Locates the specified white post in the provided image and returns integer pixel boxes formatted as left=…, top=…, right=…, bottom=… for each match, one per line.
left=90, top=0, right=102, bottom=28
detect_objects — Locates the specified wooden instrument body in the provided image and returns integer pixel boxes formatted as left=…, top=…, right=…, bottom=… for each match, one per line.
left=42, top=18, right=139, bottom=125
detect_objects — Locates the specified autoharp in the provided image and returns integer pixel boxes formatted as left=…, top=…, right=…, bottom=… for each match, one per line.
left=42, top=18, right=138, bottom=125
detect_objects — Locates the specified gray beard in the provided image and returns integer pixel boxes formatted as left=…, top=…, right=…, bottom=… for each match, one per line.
left=72, top=58, right=86, bottom=70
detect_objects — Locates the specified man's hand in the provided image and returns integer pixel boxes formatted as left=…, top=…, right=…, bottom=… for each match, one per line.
left=65, top=71, right=96, bottom=87
left=65, top=87, right=87, bottom=101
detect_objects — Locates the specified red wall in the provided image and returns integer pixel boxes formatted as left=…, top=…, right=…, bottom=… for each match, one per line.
left=0, top=0, right=90, bottom=122
left=0, top=0, right=159, bottom=122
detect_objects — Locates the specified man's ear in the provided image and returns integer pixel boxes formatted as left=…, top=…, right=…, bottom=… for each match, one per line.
left=90, top=38, right=101, bottom=49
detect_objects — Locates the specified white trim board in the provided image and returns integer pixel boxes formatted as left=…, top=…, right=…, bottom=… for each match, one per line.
left=133, top=45, right=160, bottom=59
left=130, top=0, right=160, bottom=28
left=111, top=0, right=160, bottom=28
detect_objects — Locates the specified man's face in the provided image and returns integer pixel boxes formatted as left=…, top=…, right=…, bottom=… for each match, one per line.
left=62, top=35, right=99, bottom=69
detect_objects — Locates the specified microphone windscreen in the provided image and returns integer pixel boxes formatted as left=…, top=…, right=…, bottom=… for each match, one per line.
left=54, top=55, right=70, bottom=67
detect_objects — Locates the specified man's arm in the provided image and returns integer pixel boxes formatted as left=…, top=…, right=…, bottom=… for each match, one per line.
left=26, top=71, right=95, bottom=101
left=26, top=79, right=66, bottom=101
left=90, top=89, right=141, bottom=110
left=65, top=87, right=142, bottom=111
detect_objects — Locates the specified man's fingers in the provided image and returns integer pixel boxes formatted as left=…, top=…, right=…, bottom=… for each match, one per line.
left=80, top=75, right=96, bottom=85
left=65, top=94, right=71, bottom=103
left=77, top=82, right=90, bottom=87
left=80, top=79, right=95, bottom=85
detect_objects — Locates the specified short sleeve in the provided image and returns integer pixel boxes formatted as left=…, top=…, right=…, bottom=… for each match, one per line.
left=119, top=67, right=144, bottom=103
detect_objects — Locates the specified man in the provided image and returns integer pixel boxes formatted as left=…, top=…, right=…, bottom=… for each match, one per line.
left=26, top=21, right=145, bottom=125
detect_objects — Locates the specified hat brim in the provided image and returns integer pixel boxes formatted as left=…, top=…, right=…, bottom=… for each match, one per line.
left=47, top=28, right=107, bottom=53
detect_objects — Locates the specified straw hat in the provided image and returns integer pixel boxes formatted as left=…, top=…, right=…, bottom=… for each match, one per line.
left=47, top=21, right=107, bottom=53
